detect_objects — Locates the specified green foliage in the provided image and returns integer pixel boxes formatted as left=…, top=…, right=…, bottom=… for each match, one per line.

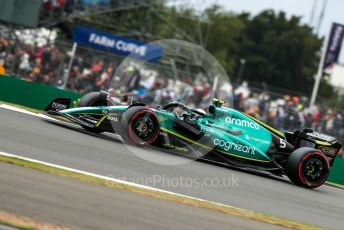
left=203, top=5, right=246, bottom=76
left=67, top=2, right=329, bottom=96
left=238, top=10, right=322, bottom=94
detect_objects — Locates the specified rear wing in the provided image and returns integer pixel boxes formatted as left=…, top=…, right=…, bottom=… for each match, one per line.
left=44, top=98, right=72, bottom=112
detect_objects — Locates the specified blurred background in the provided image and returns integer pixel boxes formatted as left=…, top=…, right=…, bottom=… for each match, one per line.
left=0, top=0, right=344, bottom=139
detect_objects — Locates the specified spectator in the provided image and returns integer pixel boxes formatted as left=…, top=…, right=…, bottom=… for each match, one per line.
left=0, top=64, right=5, bottom=75
left=0, top=34, right=343, bottom=142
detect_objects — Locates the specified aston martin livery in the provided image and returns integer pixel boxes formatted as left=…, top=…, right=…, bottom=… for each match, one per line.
left=45, top=91, right=342, bottom=188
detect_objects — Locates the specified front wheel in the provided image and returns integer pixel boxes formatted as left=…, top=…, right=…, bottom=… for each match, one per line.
left=286, top=147, right=330, bottom=188
left=77, top=92, right=107, bottom=133
left=121, top=107, right=160, bottom=145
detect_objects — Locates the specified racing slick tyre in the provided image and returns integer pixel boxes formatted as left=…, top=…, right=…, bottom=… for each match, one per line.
left=121, top=106, right=160, bottom=145
left=77, top=92, right=107, bottom=133
left=286, top=147, right=330, bottom=188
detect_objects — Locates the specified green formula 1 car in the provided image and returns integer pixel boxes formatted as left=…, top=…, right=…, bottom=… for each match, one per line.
left=45, top=91, right=342, bottom=188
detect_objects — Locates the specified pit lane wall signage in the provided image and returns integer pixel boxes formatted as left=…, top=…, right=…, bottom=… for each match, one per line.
left=73, top=26, right=163, bottom=63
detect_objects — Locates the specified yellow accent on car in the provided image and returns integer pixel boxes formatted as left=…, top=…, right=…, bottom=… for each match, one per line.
left=244, top=113, right=285, bottom=138
left=213, top=98, right=225, bottom=107
left=315, top=140, right=336, bottom=146
left=160, top=127, right=270, bottom=163
left=158, top=116, right=169, bottom=122
left=96, top=114, right=109, bottom=127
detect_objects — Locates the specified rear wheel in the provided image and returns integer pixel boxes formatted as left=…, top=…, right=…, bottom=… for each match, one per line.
left=286, top=147, right=330, bottom=188
left=121, top=107, right=160, bottom=145
left=77, top=92, right=107, bottom=133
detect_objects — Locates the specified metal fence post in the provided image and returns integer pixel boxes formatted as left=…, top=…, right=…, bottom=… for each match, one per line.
left=61, top=42, right=78, bottom=89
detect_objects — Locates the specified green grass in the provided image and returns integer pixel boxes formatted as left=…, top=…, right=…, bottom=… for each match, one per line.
left=326, top=181, right=344, bottom=189
left=0, top=101, right=42, bottom=113
left=0, top=101, right=74, bottom=123
left=0, top=218, right=36, bottom=230
left=0, top=155, right=324, bottom=230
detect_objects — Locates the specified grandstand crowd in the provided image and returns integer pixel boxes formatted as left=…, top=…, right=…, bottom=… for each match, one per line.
left=40, top=0, right=143, bottom=20
left=41, top=0, right=111, bottom=17
left=0, top=34, right=343, bottom=141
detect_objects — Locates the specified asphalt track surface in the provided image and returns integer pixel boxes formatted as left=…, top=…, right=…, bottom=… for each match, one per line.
left=0, top=108, right=343, bottom=229
left=0, top=162, right=285, bottom=230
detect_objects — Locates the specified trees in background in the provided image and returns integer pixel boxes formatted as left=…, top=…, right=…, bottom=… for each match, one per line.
left=66, top=2, right=339, bottom=105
